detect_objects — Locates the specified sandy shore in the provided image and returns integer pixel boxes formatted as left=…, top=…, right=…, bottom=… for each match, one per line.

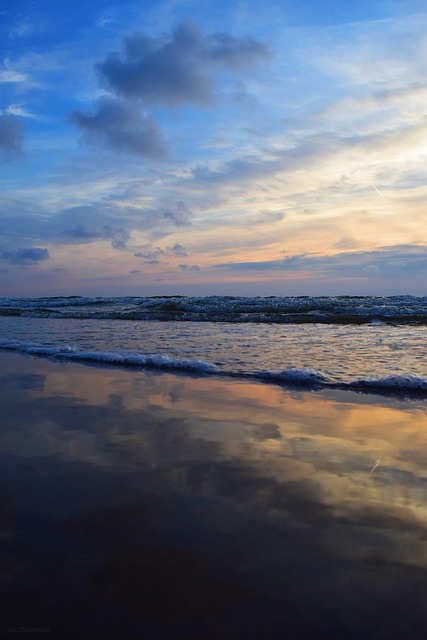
left=1, top=351, right=427, bottom=638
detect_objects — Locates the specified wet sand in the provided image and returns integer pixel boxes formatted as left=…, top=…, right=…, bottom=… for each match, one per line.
left=1, top=351, right=427, bottom=639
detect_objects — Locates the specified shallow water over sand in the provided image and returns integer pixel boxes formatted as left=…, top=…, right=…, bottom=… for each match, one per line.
left=1, top=315, right=426, bottom=388
left=1, top=352, right=427, bottom=638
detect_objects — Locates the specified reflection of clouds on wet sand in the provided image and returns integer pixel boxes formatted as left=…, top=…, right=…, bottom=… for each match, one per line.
left=1, top=352, right=427, bottom=637
left=2, top=353, right=427, bottom=527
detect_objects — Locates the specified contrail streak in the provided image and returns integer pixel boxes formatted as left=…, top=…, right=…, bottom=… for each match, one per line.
left=370, top=456, right=383, bottom=474
left=371, top=184, right=386, bottom=200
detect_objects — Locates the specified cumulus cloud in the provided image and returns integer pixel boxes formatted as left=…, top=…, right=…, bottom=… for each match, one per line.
left=98, top=22, right=270, bottom=106
left=69, top=23, right=269, bottom=160
left=70, top=98, right=167, bottom=158
left=0, top=114, right=23, bottom=160
left=0, top=246, right=49, bottom=265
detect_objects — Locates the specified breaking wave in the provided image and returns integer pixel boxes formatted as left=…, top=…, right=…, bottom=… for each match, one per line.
left=0, top=339, right=217, bottom=374
left=2, top=338, right=427, bottom=397
left=257, top=367, right=328, bottom=385
left=349, top=374, right=427, bottom=391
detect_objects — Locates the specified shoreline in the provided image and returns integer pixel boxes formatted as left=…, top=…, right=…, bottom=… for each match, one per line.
left=1, top=342, right=427, bottom=400
left=1, top=350, right=427, bottom=638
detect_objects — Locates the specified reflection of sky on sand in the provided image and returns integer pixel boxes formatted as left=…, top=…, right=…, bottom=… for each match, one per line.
left=1, top=352, right=427, bottom=637
left=11, top=353, right=427, bottom=526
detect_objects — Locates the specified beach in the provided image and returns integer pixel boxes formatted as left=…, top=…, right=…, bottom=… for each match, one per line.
left=1, top=350, right=427, bottom=638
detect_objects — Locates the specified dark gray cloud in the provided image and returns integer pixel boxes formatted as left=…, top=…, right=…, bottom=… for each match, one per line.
left=167, top=242, right=188, bottom=257
left=69, top=23, right=269, bottom=160
left=61, top=222, right=131, bottom=249
left=70, top=98, right=167, bottom=158
left=61, top=223, right=105, bottom=241
left=179, top=263, right=201, bottom=271
left=163, top=202, right=193, bottom=226
left=98, top=22, right=270, bottom=106
left=0, top=246, right=49, bottom=265
left=216, top=246, right=427, bottom=279
left=134, top=243, right=188, bottom=261
left=134, top=249, right=163, bottom=260
left=0, top=114, right=23, bottom=160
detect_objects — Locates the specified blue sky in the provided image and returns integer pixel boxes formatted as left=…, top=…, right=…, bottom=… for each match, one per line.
left=1, top=0, right=427, bottom=296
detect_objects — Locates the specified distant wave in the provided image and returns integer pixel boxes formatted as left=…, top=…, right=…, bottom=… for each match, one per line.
left=1, top=295, right=427, bottom=325
left=2, top=338, right=427, bottom=398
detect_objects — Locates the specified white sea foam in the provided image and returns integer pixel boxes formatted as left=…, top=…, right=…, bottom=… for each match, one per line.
left=65, top=350, right=217, bottom=372
left=0, top=338, right=75, bottom=355
left=1, top=336, right=427, bottom=396
left=0, top=339, right=216, bottom=373
left=258, top=367, right=328, bottom=385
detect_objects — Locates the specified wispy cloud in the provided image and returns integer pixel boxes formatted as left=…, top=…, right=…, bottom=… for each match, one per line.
left=216, top=246, right=427, bottom=280
left=4, top=104, right=40, bottom=119
left=0, top=69, right=27, bottom=83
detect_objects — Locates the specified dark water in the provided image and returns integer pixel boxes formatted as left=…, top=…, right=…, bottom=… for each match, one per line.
left=1, top=352, right=427, bottom=638
left=1, top=294, right=427, bottom=324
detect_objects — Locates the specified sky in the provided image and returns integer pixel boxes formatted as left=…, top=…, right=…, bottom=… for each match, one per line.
left=1, top=0, right=427, bottom=296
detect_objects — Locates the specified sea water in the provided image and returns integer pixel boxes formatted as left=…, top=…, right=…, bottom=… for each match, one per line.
left=0, top=295, right=426, bottom=394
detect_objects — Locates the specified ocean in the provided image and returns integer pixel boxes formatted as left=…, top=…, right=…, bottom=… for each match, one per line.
left=2, top=295, right=427, bottom=637
left=1, top=294, right=427, bottom=394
